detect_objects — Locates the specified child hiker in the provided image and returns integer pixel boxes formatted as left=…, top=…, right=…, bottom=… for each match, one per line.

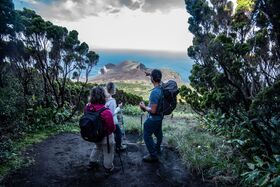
left=105, top=82, right=127, bottom=152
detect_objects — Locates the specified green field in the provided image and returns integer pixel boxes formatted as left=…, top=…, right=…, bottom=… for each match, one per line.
left=115, top=82, right=152, bottom=100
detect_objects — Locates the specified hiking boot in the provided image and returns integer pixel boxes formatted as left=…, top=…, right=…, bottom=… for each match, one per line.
left=116, top=144, right=127, bottom=153
left=142, top=154, right=158, bottom=163
left=104, top=166, right=121, bottom=177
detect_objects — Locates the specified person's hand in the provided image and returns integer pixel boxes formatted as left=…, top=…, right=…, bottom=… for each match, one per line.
left=118, top=102, right=123, bottom=108
left=145, top=71, right=151, bottom=76
left=139, top=101, right=146, bottom=111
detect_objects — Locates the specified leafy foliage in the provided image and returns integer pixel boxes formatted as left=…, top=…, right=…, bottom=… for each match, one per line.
left=241, top=155, right=280, bottom=186
left=114, top=89, right=143, bottom=106
left=0, top=0, right=101, bottom=166
left=122, top=105, right=143, bottom=116
left=184, top=0, right=280, bottom=185
left=0, top=0, right=15, bottom=88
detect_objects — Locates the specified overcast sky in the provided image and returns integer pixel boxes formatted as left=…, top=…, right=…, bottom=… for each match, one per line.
left=14, top=0, right=193, bottom=52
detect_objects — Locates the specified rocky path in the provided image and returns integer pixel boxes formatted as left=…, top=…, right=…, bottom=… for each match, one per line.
left=2, top=133, right=212, bottom=187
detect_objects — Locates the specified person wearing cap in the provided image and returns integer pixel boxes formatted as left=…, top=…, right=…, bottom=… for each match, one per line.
left=139, top=69, right=163, bottom=162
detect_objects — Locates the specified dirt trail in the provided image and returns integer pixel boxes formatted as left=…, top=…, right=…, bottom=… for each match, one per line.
left=2, top=133, right=212, bottom=187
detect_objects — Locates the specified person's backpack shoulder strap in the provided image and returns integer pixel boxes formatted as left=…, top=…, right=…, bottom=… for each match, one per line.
left=97, top=107, right=108, bottom=115
left=159, top=85, right=164, bottom=116
left=153, top=85, right=164, bottom=116
left=97, top=107, right=111, bottom=153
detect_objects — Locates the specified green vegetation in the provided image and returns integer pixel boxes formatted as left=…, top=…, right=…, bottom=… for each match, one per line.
left=122, top=103, right=196, bottom=119
left=172, top=103, right=197, bottom=119
left=123, top=104, right=144, bottom=116
left=0, top=0, right=99, bottom=168
left=115, top=89, right=144, bottom=106
left=115, top=82, right=152, bottom=100
left=1, top=0, right=279, bottom=186
left=123, top=115, right=142, bottom=133
left=124, top=113, right=242, bottom=185
left=184, top=0, right=280, bottom=186
left=0, top=0, right=146, bottom=179
left=173, top=125, right=242, bottom=185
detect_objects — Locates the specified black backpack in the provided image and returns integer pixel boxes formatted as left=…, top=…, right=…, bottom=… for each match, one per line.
left=158, top=80, right=179, bottom=115
left=79, top=107, right=108, bottom=143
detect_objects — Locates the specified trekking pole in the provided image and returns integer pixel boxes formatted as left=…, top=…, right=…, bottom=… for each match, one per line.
left=141, top=114, right=143, bottom=136
left=118, top=151, right=124, bottom=174
left=120, top=109, right=128, bottom=157
left=120, top=109, right=126, bottom=139
left=138, top=113, right=144, bottom=142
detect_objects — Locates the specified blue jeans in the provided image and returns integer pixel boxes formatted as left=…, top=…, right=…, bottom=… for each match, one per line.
left=114, top=124, right=122, bottom=148
left=143, top=118, right=163, bottom=157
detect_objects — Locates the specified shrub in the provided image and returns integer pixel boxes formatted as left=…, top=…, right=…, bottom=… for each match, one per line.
left=173, top=124, right=243, bottom=184
left=115, top=89, right=143, bottom=105
left=242, top=155, right=280, bottom=186
left=122, top=115, right=142, bottom=133
left=123, top=104, right=143, bottom=116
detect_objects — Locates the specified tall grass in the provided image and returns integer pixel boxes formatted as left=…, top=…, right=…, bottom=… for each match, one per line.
left=173, top=126, right=243, bottom=183
left=123, top=115, right=143, bottom=133
left=124, top=114, right=243, bottom=184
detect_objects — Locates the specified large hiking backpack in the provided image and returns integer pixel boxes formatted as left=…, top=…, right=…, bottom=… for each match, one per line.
left=79, top=107, right=107, bottom=143
left=159, top=80, right=179, bottom=115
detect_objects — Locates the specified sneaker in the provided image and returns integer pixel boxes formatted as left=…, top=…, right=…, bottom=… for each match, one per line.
left=104, top=166, right=121, bottom=177
left=142, top=154, right=158, bottom=163
left=116, top=144, right=127, bottom=153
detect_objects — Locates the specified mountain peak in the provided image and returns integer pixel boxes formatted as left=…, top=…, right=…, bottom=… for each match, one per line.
left=90, top=61, right=182, bottom=84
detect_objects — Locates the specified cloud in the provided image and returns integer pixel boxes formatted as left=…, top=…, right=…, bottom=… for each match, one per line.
left=141, top=0, right=185, bottom=12
left=17, top=0, right=185, bottom=21
left=54, top=8, right=191, bottom=52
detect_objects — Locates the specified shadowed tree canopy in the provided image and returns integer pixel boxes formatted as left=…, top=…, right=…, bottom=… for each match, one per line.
left=0, top=2, right=100, bottom=126
left=10, top=8, right=99, bottom=110
left=0, top=0, right=15, bottom=87
left=183, top=0, right=280, bottom=165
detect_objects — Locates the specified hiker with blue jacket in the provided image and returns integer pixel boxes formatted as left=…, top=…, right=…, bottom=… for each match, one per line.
left=139, top=69, right=163, bottom=162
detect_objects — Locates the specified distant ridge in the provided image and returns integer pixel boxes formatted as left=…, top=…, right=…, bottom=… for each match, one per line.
left=89, top=61, right=183, bottom=84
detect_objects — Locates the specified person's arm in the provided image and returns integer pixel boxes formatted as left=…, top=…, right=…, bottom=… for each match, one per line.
left=113, top=102, right=122, bottom=116
left=114, top=107, right=121, bottom=115
left=139, top=90, right=159, bottom=114
left=106, top=99, right=117, bottom=114
left=140, top=103, right=157, bottom=114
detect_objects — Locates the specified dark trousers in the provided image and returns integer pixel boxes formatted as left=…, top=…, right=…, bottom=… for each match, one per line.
left=114, top=124, right=122, bottom=148
left=143, top=118, right=163, bottom=157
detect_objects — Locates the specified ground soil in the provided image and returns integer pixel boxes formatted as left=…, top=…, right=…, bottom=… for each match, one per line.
left=2, top=133, right=213, bottom=187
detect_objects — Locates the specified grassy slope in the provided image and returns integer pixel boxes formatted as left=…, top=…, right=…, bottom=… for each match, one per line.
left=115, top=81, right=188, bottom=102
left=124, top=115, right=242, bottom=184
left=122, top=104, right=242, bottom=185
left=115, top=82, right=152, bottom=100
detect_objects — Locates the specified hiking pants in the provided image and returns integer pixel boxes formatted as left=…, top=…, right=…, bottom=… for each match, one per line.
left=143, top=118, right=163, bottom=157
left=90, top=133, right=115, bottom=169
left=114, top=124, right=122, bottom=148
